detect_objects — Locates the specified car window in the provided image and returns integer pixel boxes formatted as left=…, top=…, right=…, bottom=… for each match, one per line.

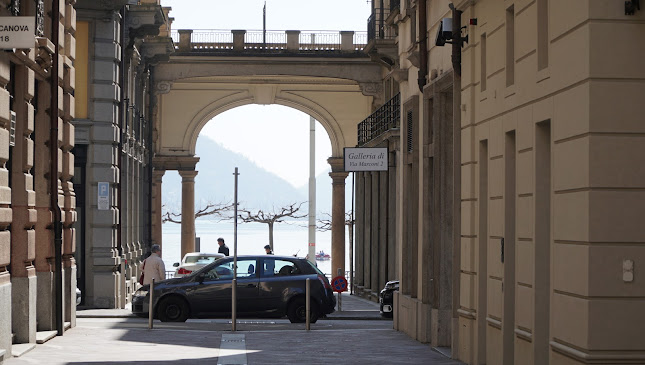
left=262, top=259, right=299, bottom=277
left=203, top=259, right=257, bottom=280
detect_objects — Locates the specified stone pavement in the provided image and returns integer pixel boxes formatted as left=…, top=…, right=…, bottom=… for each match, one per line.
left=4, top=294, right=464, bottom=365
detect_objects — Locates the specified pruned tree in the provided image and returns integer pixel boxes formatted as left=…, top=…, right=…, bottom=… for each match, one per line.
left=238, top=202, right=307, bottom=250
left=162, top=201, right=235, bottom=224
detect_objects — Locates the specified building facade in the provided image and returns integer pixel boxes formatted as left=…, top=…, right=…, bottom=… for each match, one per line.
left=0, top=0, right=77, bottom=360
left=355, top=0, right=645, bottom=364
left=73, top=0, right=173, bottom=309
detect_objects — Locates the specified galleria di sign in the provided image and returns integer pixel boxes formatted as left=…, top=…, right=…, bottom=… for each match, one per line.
left=344, top=147, right=388, bottom=171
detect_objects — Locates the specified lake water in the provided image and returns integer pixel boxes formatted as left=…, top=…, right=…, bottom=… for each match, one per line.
left=162, top=220, right=352, bottom=276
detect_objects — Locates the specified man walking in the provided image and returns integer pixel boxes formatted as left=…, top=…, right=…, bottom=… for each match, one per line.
left=143, top=244, right=166, bottom=285
left=217, top=237, right=230, bottom=256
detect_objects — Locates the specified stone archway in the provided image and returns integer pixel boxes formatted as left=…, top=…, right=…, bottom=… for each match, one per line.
left=152, top=73, right=374, bottom=274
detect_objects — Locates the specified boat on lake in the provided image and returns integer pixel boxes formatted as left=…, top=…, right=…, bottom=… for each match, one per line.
left=315, top=250, right=330, bottom=261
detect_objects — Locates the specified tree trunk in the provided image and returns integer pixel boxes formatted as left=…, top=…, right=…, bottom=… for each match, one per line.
left=268, top=222, right=274, bottom=250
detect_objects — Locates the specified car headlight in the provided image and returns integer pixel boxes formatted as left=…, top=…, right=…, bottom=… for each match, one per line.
left=133, top=289, right=148, bottom=298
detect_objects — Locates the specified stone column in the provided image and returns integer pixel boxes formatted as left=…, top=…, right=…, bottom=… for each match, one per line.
left=179, top=170, right=197, bottom=258
left=328, top=158, right=348, bottom=277
left=151, top=170, right=165, bottom=250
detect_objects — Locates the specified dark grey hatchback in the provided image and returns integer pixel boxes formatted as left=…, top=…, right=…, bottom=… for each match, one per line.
left=132, top=255, right=335, bottom=323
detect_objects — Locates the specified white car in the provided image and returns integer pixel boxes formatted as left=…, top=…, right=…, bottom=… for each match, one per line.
left=173, top=252, right=225, bottom=278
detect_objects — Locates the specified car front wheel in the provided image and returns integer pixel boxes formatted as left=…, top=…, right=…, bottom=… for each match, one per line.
left=287, top=298, right=319, bottom=324
left=157, top=296, right=189, bottom=322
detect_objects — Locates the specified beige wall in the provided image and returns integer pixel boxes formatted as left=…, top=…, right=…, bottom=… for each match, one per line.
left=457, top=0, right=645, bottom=364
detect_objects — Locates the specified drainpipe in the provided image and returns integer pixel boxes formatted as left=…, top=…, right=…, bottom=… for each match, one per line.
left=418, top=0, right=428, bottom=91
left=147, top=66, right=154, bottom=254
left=450, top=4, right=462, bottom=77
left=118, top=6, right=126, bottom=260
left=51, top=0, right=63, bottom=336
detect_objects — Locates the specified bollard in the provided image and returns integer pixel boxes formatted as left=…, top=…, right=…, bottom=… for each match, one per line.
left=148, top=278, right=154, bottom=330
left=232, top=278, right=237, bottom=332
left=305, top=278, right=310, bottom=331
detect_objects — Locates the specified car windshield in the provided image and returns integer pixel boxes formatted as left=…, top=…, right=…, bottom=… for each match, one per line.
left=185, top=256, right=217, bottom=264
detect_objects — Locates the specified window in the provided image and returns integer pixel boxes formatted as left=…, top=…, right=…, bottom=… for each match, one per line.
left=506, top=5, right=515, bottom=86
left=203, top=259, right=257, bottom=280
left=262, top=259, right=299, bottom=277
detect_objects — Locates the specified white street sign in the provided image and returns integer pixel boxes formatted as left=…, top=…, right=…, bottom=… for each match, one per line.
left=0, top=17, right=35, bottom=49
left=98, top=182, right=109, bottom=211
left=344, top=147, right=388, bottom=171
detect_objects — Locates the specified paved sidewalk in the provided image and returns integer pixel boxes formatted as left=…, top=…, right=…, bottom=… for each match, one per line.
left=3, top=294, right=465, bottom=364
left=76, top=292, right=384, bottom=320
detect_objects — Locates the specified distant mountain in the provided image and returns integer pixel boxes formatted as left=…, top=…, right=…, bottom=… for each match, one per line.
left=162, top=136, right=307, bottom=216
left=295, top=168, right=356, bottom=215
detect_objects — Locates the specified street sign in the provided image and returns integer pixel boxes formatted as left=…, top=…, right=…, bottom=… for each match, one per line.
left=97, top=182, right=109, bottom=210
left=0, top=17, right=35, bottom=49
left=331, top=276, right=348, bottom=292
left=343, top=147, right=388, bottom=172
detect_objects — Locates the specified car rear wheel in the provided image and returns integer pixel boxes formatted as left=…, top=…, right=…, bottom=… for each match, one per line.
left=287, top=297, right=319, bottom=324
left=157, top=296, right=189, bottom=322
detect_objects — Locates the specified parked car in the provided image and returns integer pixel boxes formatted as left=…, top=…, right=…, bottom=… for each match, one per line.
left=76, top=287, right=81, bottom=306
left=173, top=252, right=225, bottom=278
left=379, top=280, right=399, bottom=318
left=132, top=255, right=336, bottom=323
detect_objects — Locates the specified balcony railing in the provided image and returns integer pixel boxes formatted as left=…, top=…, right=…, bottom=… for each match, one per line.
left=367, top=6, right=396, bottom=43
left=358, top=93, right=400, bottom=146
left=171, top=29, right=367, bottom=52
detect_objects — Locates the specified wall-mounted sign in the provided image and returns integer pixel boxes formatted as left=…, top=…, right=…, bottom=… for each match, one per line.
left=0, top=17, right=35, bottom=49
left=343, top=147, right=388, bottom=172
left=98, top=182, right=109, bottom=211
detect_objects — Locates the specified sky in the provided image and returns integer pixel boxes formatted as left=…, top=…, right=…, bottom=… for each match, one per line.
left=160, top=0, right=372, bottom=187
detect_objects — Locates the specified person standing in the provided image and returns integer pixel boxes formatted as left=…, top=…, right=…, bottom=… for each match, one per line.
left=264, top=244, right=273, bottom=255
left=143, top=244, right=166, bottom=285
left=218, top=237, right=230, bottom=256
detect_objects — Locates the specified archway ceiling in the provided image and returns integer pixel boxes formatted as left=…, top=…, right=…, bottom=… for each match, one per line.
left=157, top=74, right=373, bottom=157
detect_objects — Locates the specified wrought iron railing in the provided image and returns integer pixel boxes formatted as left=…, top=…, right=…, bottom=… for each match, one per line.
left=367, top=7, right=394, bottom=43
left=358, top=93, right=400, bottom=146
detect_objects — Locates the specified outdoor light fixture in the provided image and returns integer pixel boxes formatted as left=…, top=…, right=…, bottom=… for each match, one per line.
left=435, top=3, right=470, bottom=48
left=626, top=0, right=640, bottom=15
left=435, top=17, right=468, bottom=47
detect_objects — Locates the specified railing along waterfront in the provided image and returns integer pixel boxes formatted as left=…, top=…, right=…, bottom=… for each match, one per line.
left=358, top=93, right=400, bottom=146
left=171, top=29, right=368, bottom=52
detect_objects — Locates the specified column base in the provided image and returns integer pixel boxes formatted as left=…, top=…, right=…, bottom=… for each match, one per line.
left=0, top=279, right=11, bottom=359
left=11, top=276, right=37, bottom=344
left=64, top=267, right=76, bottom=327
left=90, top=271, right=119, bottom=309
left=36, top=272, right=55, bottom=331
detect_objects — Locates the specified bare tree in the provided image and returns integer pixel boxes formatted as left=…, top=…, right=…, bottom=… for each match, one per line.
left=162, top=201, right=235, bottom=224
left=238, top=202, right=307, bottom=250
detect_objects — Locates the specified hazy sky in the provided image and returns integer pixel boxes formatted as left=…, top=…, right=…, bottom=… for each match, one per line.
left=160, top=0, right=371, bottom=187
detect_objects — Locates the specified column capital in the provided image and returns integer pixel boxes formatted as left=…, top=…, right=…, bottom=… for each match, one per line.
left=178, top=170, right=198, bottom=180
left=152, top=169, right=165, bottom=182
left=329, top=171, right=349, bottom=184
left=327, top=157, right=345, bottom=173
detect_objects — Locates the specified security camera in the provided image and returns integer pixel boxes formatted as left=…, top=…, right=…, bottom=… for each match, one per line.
left=435, top=18, right=453, bottom=46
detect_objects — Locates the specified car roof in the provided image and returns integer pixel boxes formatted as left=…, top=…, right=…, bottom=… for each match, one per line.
left=183, top=252, right=224, bottom=257
left=220, top=255, right=306, bottom=260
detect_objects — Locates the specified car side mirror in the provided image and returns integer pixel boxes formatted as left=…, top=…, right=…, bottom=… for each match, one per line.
left=197, top=272, right=206, bottom=283
left=173, top=262, right=179, bottom=267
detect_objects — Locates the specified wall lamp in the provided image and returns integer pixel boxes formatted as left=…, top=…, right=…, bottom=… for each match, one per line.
left=626, top=0, right=640, bottom=15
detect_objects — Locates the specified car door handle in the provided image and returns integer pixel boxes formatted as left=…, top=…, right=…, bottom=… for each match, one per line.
left=245, top=284, right=256, bottom=288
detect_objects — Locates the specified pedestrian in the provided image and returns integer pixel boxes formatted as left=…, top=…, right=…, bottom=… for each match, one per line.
left=264, top=244, right=273, bottom=255
left=217, top=237, right=230, bottom=256
left=142, top=244, right=166, bottom=285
